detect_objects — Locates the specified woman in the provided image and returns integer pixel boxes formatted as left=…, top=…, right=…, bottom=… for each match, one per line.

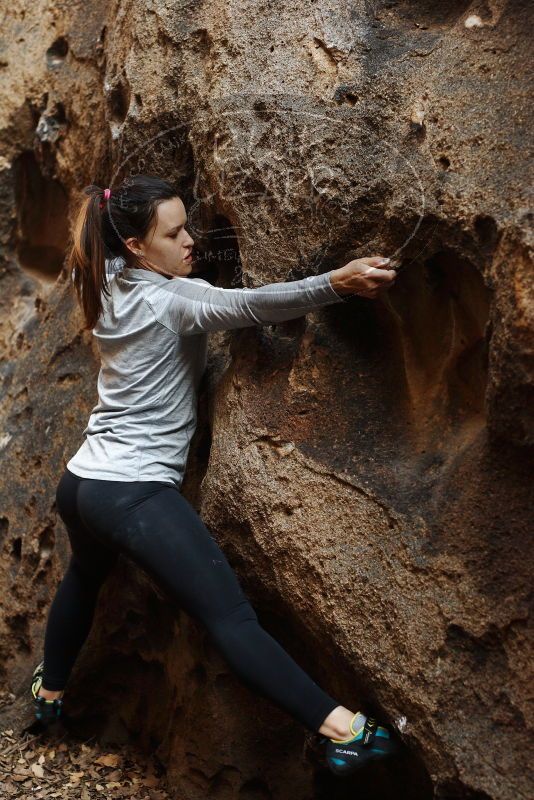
left=30, top=174, right=400, bottom=776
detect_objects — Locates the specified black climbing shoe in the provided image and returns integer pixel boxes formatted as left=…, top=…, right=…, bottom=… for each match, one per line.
left=30, top=660, right=64, bottom=726
left=323, top=712, right=401, bottom=776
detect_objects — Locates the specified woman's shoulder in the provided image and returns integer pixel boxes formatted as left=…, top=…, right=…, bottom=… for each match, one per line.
left=184, top=276, right=211, bottom=286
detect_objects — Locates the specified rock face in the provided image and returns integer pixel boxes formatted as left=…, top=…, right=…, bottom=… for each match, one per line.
left=0, top=1, right=532, bottom=798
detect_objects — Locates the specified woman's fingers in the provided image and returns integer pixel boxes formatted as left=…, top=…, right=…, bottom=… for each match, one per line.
left=331, top=256, right=397, bottom=297
left=362, top=266, right=397, bottom=283
left=357, top=266, right=397, bottom=299
left=359, top=256, right=391, bottom=268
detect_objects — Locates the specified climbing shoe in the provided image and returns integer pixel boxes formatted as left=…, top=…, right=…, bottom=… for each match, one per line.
left=31, top=660, right=64, bottom=726
left=323, top=712, right=400, bottom=776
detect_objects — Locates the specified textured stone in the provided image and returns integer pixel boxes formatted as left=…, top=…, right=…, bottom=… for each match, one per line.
left=0, top=1, right=532, bottom=798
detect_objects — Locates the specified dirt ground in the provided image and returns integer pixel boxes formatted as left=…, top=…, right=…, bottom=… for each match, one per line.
left=0, top=689, right=173, bottom=800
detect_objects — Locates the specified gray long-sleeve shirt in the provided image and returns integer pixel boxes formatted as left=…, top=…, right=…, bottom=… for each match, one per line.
left=67, top=259, right=344, bottom=488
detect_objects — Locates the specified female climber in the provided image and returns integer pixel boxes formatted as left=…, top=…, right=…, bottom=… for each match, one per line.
left=30, top=173, right=400, bottom=776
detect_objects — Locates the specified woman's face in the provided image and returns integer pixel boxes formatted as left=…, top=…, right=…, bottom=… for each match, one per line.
left=126, top=196, right=196, bottom=277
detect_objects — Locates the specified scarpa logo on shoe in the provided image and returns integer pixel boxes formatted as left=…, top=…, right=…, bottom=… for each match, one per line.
left=335, top=748, right=359, bottom=756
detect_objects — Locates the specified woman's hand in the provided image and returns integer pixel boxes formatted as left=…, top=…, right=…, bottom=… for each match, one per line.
left=329, top=256, right=397, bottom=299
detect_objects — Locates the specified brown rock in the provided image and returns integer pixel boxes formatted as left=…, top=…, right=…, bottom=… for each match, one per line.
left=0, top=1, right=532, bottom=798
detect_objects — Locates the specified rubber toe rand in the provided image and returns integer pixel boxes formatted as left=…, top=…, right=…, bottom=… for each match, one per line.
left=326, top=725, right=401, bottom=776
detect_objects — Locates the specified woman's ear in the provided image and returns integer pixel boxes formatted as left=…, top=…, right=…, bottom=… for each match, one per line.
left=124, top=237, right=143, bottom=257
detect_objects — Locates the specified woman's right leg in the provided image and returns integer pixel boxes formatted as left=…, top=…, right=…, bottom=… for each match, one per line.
left=40, top=469, right=119, bottom=692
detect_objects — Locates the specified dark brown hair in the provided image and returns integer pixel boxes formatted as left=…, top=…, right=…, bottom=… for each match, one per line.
left=66, top=174, right=179, bottom=330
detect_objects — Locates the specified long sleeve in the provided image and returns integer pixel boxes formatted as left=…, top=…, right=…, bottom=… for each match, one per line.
left=144, top=270, right=344, bottom=336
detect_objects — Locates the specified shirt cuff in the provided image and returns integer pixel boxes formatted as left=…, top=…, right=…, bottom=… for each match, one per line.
left=307, top=270, right=345, bottom=303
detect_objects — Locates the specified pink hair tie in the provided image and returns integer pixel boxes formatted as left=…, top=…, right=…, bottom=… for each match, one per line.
left=99, top=187, right=111, bottom=210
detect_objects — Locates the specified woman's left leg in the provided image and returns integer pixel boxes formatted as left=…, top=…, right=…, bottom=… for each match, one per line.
left=78, top=479, right=341, bottom=733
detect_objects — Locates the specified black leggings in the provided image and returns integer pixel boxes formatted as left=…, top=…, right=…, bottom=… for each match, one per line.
left=42, top=467, right=340, bottom=732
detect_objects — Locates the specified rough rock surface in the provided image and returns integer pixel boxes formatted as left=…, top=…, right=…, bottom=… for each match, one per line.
left=0, top=1, right=532, bottom=798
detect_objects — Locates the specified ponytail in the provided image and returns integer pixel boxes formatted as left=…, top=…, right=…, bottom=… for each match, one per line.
left=66, top=185, right=112, bottom=331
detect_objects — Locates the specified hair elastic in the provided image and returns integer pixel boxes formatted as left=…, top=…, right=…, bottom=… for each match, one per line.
left=99, top=187, right=111, bottom=210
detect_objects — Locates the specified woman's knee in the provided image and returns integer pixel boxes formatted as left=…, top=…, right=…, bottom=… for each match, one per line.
left=204, top=599, right=260, bottom=647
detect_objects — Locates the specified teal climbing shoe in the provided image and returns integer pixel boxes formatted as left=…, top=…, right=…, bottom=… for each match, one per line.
left=31, top=660, right=64, bottom=726
left=323, top=712, right=401, bottom=776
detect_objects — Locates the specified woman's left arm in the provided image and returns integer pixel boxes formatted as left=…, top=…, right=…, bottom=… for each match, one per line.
left=145, top=270, right=344, bottom=336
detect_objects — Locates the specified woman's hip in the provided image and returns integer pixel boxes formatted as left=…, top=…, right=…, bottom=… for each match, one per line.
left=56, top=466, right=171, bottom=533
left=73, top=473, right=177, bottom=546
left=55, top=467, right=85, bottom=530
